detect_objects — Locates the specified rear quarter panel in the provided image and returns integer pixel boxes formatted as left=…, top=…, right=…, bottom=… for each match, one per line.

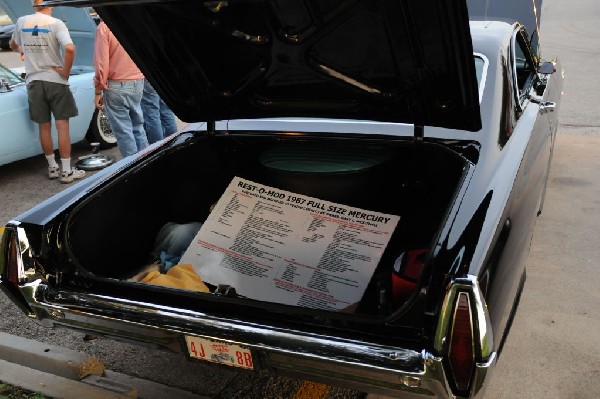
left=475, top=69, right=558, bottom=358
left=434, top=24, right=558, bottom=357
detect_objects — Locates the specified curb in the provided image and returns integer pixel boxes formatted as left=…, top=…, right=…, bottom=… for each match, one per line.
left=0, top=332, right=105, bottom=381
left=0, top=359, right=130, bottom=399
left=0, top=332, right=208, bottom=398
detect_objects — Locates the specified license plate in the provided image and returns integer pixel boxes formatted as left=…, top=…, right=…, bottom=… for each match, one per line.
left=184, top=335, right=254, bottom=370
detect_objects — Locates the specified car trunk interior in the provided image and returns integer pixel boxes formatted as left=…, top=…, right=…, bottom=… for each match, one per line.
left=65, top=132, right=467, bottom=320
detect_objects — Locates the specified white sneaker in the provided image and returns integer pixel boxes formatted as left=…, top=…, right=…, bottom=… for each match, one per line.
left=48, top=166, right=60, bottom=180
left=60, top=168, right=86, bottom=184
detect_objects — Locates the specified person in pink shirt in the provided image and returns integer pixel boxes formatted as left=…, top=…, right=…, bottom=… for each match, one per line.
left=93, top=21, right=147, bottom=158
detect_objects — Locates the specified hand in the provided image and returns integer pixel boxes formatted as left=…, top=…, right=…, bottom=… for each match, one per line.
left=94, top=93, right=104, bottom=111
left=51, top=66, right=70, bottom=79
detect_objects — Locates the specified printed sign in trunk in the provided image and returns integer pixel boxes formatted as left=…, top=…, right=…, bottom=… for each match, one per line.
left=180, top=177, right=400, bottom=311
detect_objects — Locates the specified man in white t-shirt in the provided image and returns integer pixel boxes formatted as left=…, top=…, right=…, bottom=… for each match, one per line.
left=10, top=0, right=85, bottom=184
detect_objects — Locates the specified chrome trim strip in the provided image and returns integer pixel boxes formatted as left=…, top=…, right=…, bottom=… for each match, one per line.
left=19, top=281, right=456, bottom=396
left=24, top=281, right=424, bottom=369
left=9, top=276, right=499, bottom=398
left=473, top=52, right=489, bottom=103
left=470, top=351, right=497, bottom=398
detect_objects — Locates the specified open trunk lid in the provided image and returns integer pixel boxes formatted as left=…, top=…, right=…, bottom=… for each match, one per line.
left=48, top=0, right=482, bottom=134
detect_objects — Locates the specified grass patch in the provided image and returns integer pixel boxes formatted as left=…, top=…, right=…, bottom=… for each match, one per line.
left=0, top=382, right=50, bottom=399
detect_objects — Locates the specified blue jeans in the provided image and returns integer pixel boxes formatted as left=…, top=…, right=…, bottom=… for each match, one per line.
left=104, top=78, right=148, bottom=158
left=141, top=80, right=177, bottom=145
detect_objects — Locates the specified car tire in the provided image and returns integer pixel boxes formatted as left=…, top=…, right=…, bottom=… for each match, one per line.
left=86, top=109, right=117, bottom=149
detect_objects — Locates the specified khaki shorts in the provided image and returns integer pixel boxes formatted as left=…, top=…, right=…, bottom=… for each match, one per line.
left=27, top=80, right=78, bottom=123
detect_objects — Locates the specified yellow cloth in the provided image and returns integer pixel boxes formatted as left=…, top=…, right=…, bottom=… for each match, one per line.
left=139, top=264, right=210, bottom=293
left=0, top=226, right=4, bottom=239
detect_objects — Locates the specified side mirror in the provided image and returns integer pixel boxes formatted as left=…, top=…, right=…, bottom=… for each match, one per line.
left=538, top=62, right=555, bottom=74
left=0, top=78, right=10, bottom=93
left=532, top=62, right=556, bottom=97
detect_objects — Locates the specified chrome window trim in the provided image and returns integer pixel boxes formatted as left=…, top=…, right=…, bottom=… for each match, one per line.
left=473, top=53, right=489, bottom=104
left=510, top=27, right=537, bottom=109
left=0, top=65, right=25, bottom=88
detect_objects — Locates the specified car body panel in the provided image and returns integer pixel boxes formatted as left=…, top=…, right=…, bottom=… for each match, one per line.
left=1, top=0, right=562, bottom=398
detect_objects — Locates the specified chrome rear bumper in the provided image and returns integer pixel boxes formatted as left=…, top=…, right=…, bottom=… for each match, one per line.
left=13, top=279, right=495, bottom=398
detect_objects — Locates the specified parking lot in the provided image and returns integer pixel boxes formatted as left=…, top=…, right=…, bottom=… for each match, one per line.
left=1, top=0, right=600, bottom=397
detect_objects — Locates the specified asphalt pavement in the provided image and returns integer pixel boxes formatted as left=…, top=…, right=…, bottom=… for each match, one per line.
left=482, top=0, right=600, bottom=396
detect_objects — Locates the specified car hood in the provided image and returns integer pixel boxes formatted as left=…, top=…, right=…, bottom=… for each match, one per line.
left=0, top=23, right=13, bottom=34
left=48, top=0, right=482, bottom=132
left=0, top=0, right=95, bottom=67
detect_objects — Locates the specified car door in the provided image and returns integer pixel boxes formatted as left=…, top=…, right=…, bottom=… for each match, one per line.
left=0, top=66, right=37, bottom=166
left=512, top=28, right=555, bottom=215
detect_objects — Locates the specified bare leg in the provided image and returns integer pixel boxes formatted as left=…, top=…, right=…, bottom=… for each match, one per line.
left=38, top=121, right=54, bottom=156
left=55, top=119, right=71, bottom=159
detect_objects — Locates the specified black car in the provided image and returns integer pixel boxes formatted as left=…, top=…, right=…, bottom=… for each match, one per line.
left=0, top=0, right=561, bottom=397
left=0, top=23, right=14, bottom=50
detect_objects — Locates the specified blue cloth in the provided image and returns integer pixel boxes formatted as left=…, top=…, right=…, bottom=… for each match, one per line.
left=141, top=80, right=178, bottom=145
left=104, top=78, right=148, bottom=157
left=151, top=222, right=203, bottom=272
left=159, top=251, right=181, bottom=272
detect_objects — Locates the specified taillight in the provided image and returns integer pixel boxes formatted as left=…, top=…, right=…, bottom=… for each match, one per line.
left=1, top=228, right=35, bottom=316
left=448, top=292, right=474, bottom=391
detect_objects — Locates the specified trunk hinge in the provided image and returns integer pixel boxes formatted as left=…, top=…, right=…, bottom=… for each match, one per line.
left=207, top=120, right=216, bottom=136
left=47, top=271, right=62, bottom=286
left=411, top=124, right=425, bottom=190
left=413, top=124, right=424, bottom=144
